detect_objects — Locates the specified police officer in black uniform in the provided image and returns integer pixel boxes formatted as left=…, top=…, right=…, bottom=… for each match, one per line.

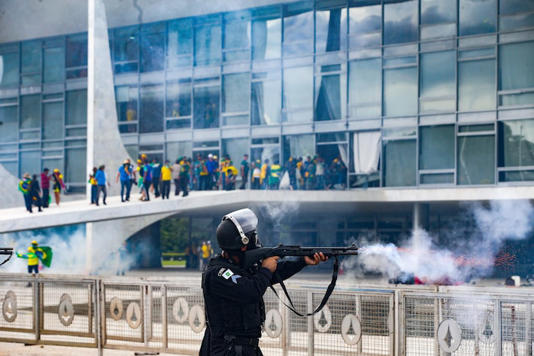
left=200, top=208, right=327, bottom=356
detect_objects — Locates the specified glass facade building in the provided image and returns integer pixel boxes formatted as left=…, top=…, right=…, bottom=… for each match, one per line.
left=1, top=0, right=534, bottom=192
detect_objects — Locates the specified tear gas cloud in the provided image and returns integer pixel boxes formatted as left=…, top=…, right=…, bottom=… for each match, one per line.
left=344, top=200, right=534, bottom=283
left=0, top=225, right=140, bottom=276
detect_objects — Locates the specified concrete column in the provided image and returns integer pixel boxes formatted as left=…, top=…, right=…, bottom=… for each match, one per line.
left=87, top=0, right=133, bottom=200
left=412, top=202, right=429, bottom=230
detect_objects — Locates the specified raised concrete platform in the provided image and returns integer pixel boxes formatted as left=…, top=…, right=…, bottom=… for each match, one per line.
left=0, top=186, right=533, bottom=234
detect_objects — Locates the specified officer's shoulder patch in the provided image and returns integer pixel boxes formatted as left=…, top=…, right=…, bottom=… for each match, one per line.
left=221, top=269, right=234, bottom=280
left=217, top=268, right=226, bottom=277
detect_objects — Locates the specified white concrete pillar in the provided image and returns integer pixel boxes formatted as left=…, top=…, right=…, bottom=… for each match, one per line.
left=412, top=202, right=429, bottom=230
left=87, top=0, right=133, bottom=200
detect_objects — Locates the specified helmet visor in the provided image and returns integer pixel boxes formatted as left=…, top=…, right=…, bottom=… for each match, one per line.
left=222, top=208, right=258, bottom=244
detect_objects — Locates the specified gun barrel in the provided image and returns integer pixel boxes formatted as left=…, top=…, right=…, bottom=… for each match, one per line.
left=0, top=248, right=13, bottom=255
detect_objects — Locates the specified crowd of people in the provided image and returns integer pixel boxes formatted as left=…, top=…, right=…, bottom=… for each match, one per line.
left=17, top=152, right=347, bottom=212
left=18, top=168, right=66, bottom=213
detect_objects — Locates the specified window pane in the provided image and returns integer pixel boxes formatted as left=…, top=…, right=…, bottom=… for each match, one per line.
left=419, top=125, right=455, bottom=170
left=168, top=19, right=193, bottom=68
left=384, top=139, right=416, bottom=186
left=252, top=17, right=281, bottom=60
left=20, top=151, right=40, bottom=177
left=500, top=0, right=534, bottom=15
left=20, top=95, right=40, bottom=130
left=66, top=90, right=87, bottom=126
left=140, top=85, right=163, bottom=133
left=44, top=47, right=65, bottom=83
left=66, top=34, right=88, bottom=68
left=349, top=3, right=381, bottom=49
left=66, top=148, right=86, bottom=183
left=283, top=66, right=313, bottom=123
left=21, top=41, right=41, bottom=86
left=224, top=20, right=250, bottom=62
left=420, top=173, right=454, bottom=184
left=222, top=138, right=249, bottom=166
left=459, top=0, right=497, bottom=36
left=251, top=146, right=280, bottom=165
left=140, top=32, right=164, bottom=72
left=384, top=67, right=418, bottom=116
left=420, top=51, right=456, bottom=113
left=499, top=42, right=534, bottom=91
left=223, top=73, right=250, bottom=113
left=384, top=0, right=418, bottom=45
left=499, top=170, right=534, bottom=182
left=283, top=134, right=314, bottom=162
left=283, top=6, right=314, bottom=56
left=195, top=22, right=222, bottom=66
left=113, top=27, right=139, bottom=73
left=349, top=58, right=381, bottom=118
left=193, top=84, right=220, bottom=129
left=421, top=0, right=456, bottom=25
left=166, top=79, right=191, bottom=118
left=315, top=73, right=346, bottom=121
left=459, top=59, right=495, bottom=111
left=0, top=106, right=18, bottom=142
left=251, top=73, right=281, bottom=125
left=43, top=102, right=63, bottom=140
left=316, top=8, right=347, bottom=53
left=116, top=85, right=138, bottom=124
left=500, top=12, right=534, bottom=32
left=166, top=141, right=192, bottom=162
left=458, top=135, right=495, bottom=185
left=0, top=52, right=19, bottom=87
left=499, top=120, right=534, bottom=167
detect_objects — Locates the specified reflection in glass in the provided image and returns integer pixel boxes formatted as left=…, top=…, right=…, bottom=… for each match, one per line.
left=458, top=135, right=495, bottom=185
left=43, top=102, right=63, bottom=140
left=113, top=27, right=139, bottom=73
left=252, top=17, right=281, bottom=60
left=283, top=7, right=313, bottom=56
left=44, top=47, right=65, bottom=83
left=315, top=73, right=346, bottom=121
left=349, top=58, right=381, bottom=118
left=419, top=125, right=454, bottom=170
left=500, top=0, right=534, bottom=14
left=195, top=22, right=222, bottom=66
left=0, top=52, right=19, bottom=87
left=166, top=141, right=192, bottom=162
left=349, top=3, right=381, bottom=49
left=283, top=66, right=313, bottom=123
left=140, top=85, right=164, bottom=133
left=223, top=73, right=250, bottom=113
left=194, top=84, right=220, bottom=129
left=251, top=72, right=281, bottom=125
left=459, top=59, right=495, bottom=111
left=499, top=120, right=534, bottom=167
left=421, top=0, right=456, bottom=24
left=116, top=86, right=138, bottom=123
left=222, top=138, right=249, bottom=165
left=140, top=32, right=164, bottom=72
left=384, top=139, right=416, bottom=186
left=283, top=134, right=314, bottom=162
left=251, top=145, right=280, bottom=165
left=21, top=41, right=41, bottom=86
left=66, top=90, right=87, bottom=126
left=384, top=0, right=418, bottom=45
left=20, top=95, right=40, bottom=129
left=316, top=8, right=347, bottom=53
left=0, top=106, right=18, bottom=142
left=459, top=0, right=497, bottom=36
left=66, top=148, right=86, bottom=183
left=420, top=51, right=456, bottom=113
left=224, top=20, right=250, bottom=62
left=384, top=67, right=417, bottom=117
left=168, top=19, right=193, bottom=68
left=500, top=12, right=534, bottom=32
left=499, top=42, right=534, bottom=91
left=66, top=34, right=88, bottom=68
left=166, top=79, right=191, bottom=118
left=20, top=151, right=40, bottom=177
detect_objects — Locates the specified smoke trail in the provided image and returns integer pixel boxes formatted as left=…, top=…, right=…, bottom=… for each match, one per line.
left=344, top=200, right=534, bottom=283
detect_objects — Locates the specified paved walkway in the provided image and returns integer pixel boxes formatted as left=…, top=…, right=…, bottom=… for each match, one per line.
left=0, top=342, right=181, bottom=355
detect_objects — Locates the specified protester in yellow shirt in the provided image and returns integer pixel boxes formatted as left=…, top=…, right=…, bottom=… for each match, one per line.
left=161, top=160, right=172, bottom=200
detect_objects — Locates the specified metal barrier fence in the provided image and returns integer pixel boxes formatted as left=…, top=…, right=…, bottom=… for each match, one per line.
left=0, top=274, right=532, bottom=356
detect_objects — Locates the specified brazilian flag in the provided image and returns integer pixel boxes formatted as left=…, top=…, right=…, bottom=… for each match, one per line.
left=36, top=247, right=53, bottom=268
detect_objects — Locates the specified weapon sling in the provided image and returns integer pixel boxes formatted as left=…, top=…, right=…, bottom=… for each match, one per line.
left=269, top=256, right=339, bottom=316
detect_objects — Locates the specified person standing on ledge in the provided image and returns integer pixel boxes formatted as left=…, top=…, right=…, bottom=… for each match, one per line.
left=51, top=168, right=66, bottom=206
left=40, top=168, right=50, bottom=208
left=95, top=165, right=109, bottom=206
left=200, top=208, right=327, bottom=355
left=18, top=173, right=32, bottom=213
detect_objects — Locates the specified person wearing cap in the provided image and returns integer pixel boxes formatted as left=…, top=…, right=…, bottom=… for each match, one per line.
left=30, top=174, right=43, bottom=212
left=116, top=159, right=134, bottom=202
left=199, top=208, right=327, bottom=355
left=51, top=168, right=66, bottom=206
left=18, top=173, right=33, bottom=213
left=17, top=240, right=47, bottom=277
left=206, top=154, right=218, bottom=190
left=40, top=168, right=51, bottom=208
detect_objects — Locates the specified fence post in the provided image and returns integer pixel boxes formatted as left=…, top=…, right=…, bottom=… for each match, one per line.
left=496, top=299, right=502, bottom=356
left=388, top=293, right=395, bottom=356
left=395, top=290, right=404, bottom=356
left=307, top=291, right=314, bottom=356
left=95, top=279, right=103, bottom=356
left=281, top=289, right=289, bottom=356
left=526, top=301, right=532, bottom=356
left=33, top=278, right=40, bottom=343
left=162, top=285, right=168, bottom=352
left=356, top=294, right=362, bottom=355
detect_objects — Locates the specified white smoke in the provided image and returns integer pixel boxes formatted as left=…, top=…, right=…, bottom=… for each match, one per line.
left=345, top=200, right=534, bottom=283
